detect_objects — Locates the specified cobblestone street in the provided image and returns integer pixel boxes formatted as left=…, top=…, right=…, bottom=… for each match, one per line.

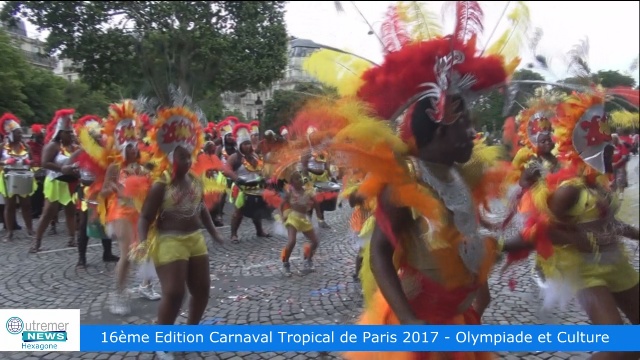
left=1, top=157, right=638, bottom=360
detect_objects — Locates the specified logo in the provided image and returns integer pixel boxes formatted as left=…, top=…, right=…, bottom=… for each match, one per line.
left=6, top=317, right=24, bottom=334
left=0, top=309, right=80, bottom=352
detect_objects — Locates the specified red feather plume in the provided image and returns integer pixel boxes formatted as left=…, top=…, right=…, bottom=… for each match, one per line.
left=607, top=86, right=639, bottom=108
left=45, top=109, right=75, bottom=143
left=502, top=116, right=520, bottom=158
left=74, top=115, right=102, bottom=133
left=31, top=123, right=45, bottom=134
left=232, top=123, right=252, bottom=138
left=224, top=116, right=239, bottom=126
left=0, top=113, right=20, bottom=136
left=453, top=1, right=484, bottom=44
left=380, top=5, right=411, bottom=54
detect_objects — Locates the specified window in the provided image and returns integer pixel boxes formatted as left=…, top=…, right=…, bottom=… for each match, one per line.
left=67, top=75, right=73, bottom=82
left=246, top=111, right=252, bottom=119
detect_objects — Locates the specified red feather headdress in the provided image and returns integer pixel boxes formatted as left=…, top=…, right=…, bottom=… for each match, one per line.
left=45, top=109, right=75, bottom=143
left=0, top=113, right=21, bottom=137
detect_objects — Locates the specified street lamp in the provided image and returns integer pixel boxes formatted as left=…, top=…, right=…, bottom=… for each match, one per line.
left=254, top=96, right=263, bottom=120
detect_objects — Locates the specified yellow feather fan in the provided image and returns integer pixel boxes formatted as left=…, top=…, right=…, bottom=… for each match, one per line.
left=485, top=1, right=531, bottom=74
left=396, top=1, right=443, bottom=42
left=302, top=49, right=375, bottom=97
left=610, top=110, right=639, bottom=129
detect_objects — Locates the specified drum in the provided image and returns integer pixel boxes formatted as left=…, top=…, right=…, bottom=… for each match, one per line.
left=241, top=189, right=272, bottom=220
left=4, top=170, right=35, bottom=196
left=314, top=181, right=341, bottom=212
left=80, top=169, right=95, bottom=186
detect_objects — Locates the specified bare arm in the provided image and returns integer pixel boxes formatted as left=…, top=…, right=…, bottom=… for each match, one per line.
left=370, top=186, right=423, bottom=324
left=41, top=143, right=62, bottom=172
left=200, top=202, right=222, bottom=243
left=138, top=183, right=166, bottom=243
left=100, top=164, right=119, bottom=197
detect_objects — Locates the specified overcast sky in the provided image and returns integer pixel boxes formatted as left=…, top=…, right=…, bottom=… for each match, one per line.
left=17, top=1, right=640, bottom=84
left=285, top=1, right=640, bottom=84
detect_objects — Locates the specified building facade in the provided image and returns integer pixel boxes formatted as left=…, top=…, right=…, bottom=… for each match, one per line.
left=220, top=37, right=323, bottom=121
left=1, top=20, right=58, bottom=71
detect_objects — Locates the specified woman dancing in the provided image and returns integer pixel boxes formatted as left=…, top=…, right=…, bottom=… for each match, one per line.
left=278, top=171, right=320, bottom=275
left=31, top=109, right=81, bottom=253
left=504, top=90, right=639, bottom=360
left=137, top=98, right=223, bottom=336
left=100, top=100, right=152, bottom=314
left=0, top=113, right=36, bottom=241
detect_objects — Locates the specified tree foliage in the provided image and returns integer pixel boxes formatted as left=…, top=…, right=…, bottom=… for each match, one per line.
left=262, top=83, right=338, bottom=131
left=472, top=69, right=545, bottom=134
left=0, top=29, right=112, bottom=125
left=1, top=1, right=290, bottom=105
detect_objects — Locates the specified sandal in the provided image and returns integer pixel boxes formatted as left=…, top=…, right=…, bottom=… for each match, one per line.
left=257, top=232, right=271, bottom=238
left=231, top=236, right=240, bottom=244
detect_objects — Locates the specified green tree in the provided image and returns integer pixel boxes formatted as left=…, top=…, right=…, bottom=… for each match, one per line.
left=472, top=69, right=545, bottom=133
left=262, top=83, right=338, bottom=131
left=1, top=1, right=289, bottom=105
left=21, top=67, right=67, bottom=124
left=62, top=81, right=111, bottom=116
left=0, top=29, right=33, bottom=120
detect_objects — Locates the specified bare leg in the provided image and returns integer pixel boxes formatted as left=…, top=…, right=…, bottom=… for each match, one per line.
left=281, top=226, right=298, bottom=276
left=230, top=209, right=242, bottom=243
left=155, top=260, right=189, bottom=324
left=186, top=255, right=210, bottom=324
left=3, top=196, right=16, bottom=242
left=613, top=283, right=640, bottom=325
left=19, top=197, right=34, bottom=235
left=31, top=200, right=59, bottom=252
left=579, top=286, right=640, bottom=360
left=63, top=203, right=77, bottom=247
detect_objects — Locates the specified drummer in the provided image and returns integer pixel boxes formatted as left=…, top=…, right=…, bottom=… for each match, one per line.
left=301, top=126, right=333, bottom=229
left=0, top=113, right=36, bottom=241
left=31, top=109, right=81, bottom=253
left=28, top=124, right=46, bottom=219
left=212, top=120, right=234, bottom=223
left=228, top=123, right=271, bottom=243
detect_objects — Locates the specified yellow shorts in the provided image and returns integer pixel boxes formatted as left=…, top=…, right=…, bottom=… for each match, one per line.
left=151, top=230, right=208, bottom=266
left=580, top=256, right=639, bottom=293
left=284, top=209, right=314, bottom=233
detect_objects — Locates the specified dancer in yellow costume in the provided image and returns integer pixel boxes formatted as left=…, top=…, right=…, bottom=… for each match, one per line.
left=31, top=109, right=81, bottom=252
left=297, top=1, right=528, bottom=358
left=504, top=90, right=639, bottom=360
left=0, top=113, right=37, bottom=241
left=137, top=89, right=223, bottom=340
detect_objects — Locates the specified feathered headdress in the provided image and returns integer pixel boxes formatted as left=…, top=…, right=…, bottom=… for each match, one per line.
left=225, top=116, right=239, bottom=128
left=103, top=100, right=140, bottom=161
left=249, top=120, right=260, bottom=136
left=205, top=122, right=217, bottom=137
left=304, top=1, right=526, bottom=154
left=151, top=86, right=205, bottom=178
left=517, top=88, right=564, bottom=153
left=0, top=113, right=21, bottom=141
left=233, top=123, right=252, bottom=147
left=553, top=88, right=612, bottom=175
left=610, top=110, right=639, bottom=129
left=75, top=115, right=109, bottom=175
left=31, top=123, right=44, bottom=135
left=45, top=109, right=75, bottom=143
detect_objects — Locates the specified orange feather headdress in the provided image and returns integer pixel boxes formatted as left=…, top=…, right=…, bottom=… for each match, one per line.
left=102, top=100, right=140, bottom=162
left=553, top=88, right=612, bottom=175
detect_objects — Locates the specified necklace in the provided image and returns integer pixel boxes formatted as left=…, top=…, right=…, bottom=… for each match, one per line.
left=416, top=159, right=484, bottom=275
left=242, top=153, right=263, bottom=172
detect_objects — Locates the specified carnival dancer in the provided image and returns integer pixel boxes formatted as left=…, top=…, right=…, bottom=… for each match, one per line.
left=136, top=93, right=223, bottom=336
left=228, top=123, right=271, bottom=243
left=0, top=113, right=37, bottom=241
left=276, top=171, right=320, bottom=275
left=28, top=123, right=46, bottom=219
left=73, top=115, right=119, bottom=268
left=31, top=109, right=81, bottom=253
left=99, top=100, right=156, bottom=314
left=195, top=140, right=233, bottom=227
left=503, top=90, right=640, bottom=354
left=612, top=133, right=630, bottom=200
left=215, top=119, right=236, bottom=162
left=298, top=2, right=528, bottom=358
left=301, top=126, right=333, bottom=228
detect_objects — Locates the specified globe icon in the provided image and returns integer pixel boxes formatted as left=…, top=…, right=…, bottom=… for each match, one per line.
left=6, top=317, right=24, bottom=335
